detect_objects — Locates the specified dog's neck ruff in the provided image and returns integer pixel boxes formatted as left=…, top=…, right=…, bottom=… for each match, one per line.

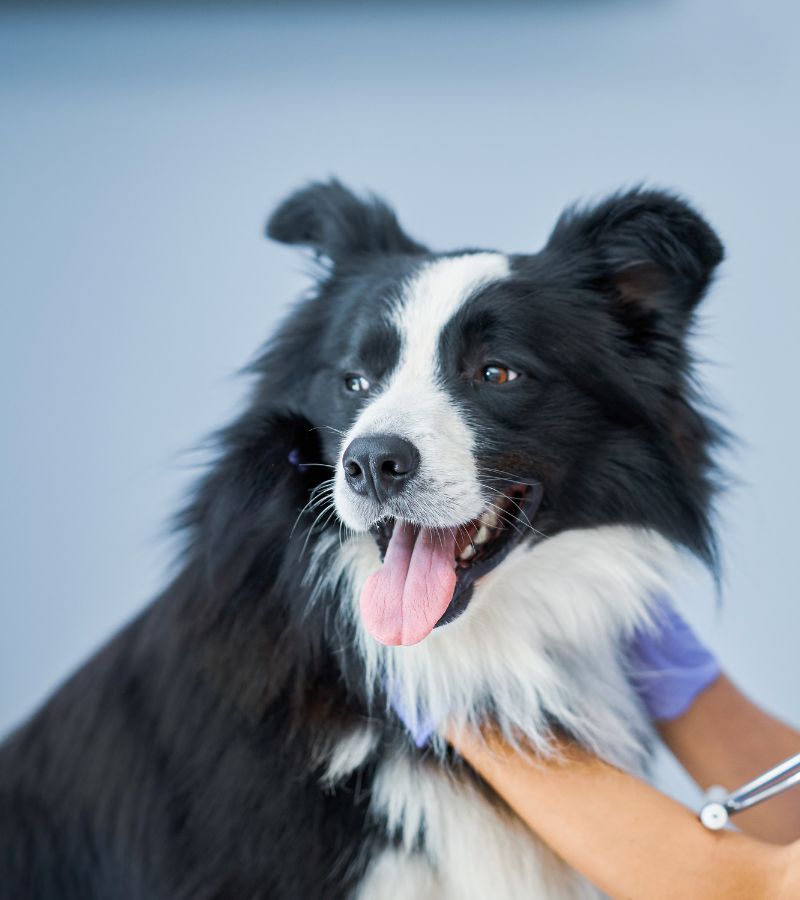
left=310, top=524, right=684, bottom=772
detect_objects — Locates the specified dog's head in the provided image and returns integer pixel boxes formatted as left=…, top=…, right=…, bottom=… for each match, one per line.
left=264, top=180, right=723, bottom=647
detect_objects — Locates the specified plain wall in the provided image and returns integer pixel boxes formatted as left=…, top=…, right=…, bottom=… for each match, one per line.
left=1, top=0, right=798, bottom=806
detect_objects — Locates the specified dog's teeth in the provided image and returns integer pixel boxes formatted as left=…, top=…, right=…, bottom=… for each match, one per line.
left=479, top=509, right=499, bottom=530
left=459, top=544, right=476, bottom=561
left=474, top=524, right=491, bottom=546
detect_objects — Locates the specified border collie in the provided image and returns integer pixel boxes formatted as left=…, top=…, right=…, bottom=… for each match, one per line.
left=0, top=181, right=723, bottom=899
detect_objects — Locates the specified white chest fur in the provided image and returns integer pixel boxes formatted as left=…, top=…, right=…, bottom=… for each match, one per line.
left=311, top=525, right=685, bottom=897
left=356, top=752, right=602, bottom=900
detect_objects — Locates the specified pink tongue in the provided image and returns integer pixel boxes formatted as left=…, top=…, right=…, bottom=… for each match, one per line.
left=360, top=521, right=458, bottom=646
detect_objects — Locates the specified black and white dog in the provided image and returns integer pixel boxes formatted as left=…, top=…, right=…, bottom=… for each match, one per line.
left=0, top=181, right=723, bottom=899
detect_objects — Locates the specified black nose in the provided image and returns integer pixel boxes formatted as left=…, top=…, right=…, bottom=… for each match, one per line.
left=342, top=434, right=420, bottom=504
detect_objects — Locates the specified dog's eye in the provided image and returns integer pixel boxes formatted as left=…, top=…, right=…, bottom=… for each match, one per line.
left=480, top=365, right=520, bottom=385
left=344, top=373, right=371, bottom=393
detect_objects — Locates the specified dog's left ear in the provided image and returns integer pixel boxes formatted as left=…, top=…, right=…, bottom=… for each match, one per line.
left=266, top=179, right=427, bottom=263
left=546, top=188, right=724, bottom=333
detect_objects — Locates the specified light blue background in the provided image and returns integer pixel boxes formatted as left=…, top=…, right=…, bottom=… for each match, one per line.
left=1, top=1, right=798, bottom=806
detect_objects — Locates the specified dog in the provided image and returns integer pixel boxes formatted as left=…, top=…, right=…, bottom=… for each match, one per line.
left=0, top=180, right=723, bottom=899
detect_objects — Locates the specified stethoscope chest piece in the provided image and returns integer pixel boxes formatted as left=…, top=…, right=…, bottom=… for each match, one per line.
left=699, top=801, right=729, bottom=831
left=697, top=751, right=800, bottom=832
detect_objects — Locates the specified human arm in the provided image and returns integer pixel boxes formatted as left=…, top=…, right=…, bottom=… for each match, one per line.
left=449, top=726, right=800, bottom=900
left=627, top=599, right=800, bottom=843
left=658, top=673, right=800, bottom=844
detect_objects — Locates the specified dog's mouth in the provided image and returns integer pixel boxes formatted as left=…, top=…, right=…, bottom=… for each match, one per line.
left=360, top=482, right=543, bottom=646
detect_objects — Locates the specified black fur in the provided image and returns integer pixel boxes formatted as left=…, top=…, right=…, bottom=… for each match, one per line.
left=0, top=181, right=724, bottom=898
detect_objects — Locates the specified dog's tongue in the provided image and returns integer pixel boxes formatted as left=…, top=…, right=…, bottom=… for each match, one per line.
left=360, top=521, right=457, bottom=646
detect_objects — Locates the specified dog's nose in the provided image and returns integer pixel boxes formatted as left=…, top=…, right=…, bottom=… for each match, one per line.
left=342, top=434, right=420, bottom=503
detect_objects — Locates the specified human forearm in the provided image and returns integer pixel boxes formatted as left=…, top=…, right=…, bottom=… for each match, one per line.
left=658, top=674, right=800, bottom=843
left=450, top=728, right=796, bottom=900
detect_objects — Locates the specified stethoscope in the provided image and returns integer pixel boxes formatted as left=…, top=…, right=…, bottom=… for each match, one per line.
left=699, top=751, right=800, bottom=830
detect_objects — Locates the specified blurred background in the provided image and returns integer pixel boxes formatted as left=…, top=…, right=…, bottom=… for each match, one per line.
left=1, top=0, right=798, bottom=807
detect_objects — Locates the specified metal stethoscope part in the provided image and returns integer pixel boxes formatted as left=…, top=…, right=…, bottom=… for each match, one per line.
left=699, top=751, right=800, bottom=831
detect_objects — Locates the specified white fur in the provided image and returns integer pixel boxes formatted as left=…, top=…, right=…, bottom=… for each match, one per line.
left=310, top=524, right=686, bottom=896
left=317, top=726, right=379, bottom=787
left=358, top=751, right=601, bottom=900
left=355, top=847, right=439, bottom=900
left=334, top=253, right=510, bottom=531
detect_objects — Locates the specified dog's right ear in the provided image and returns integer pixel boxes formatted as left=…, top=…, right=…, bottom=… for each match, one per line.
left=545, top=187, right=724, bottom=336
left=266, top=179, right=427, bottom=262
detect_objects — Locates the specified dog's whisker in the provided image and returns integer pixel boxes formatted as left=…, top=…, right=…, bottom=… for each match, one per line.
left=290, top=479, right=337, bottom=537
left=309, top=424, right=346, bottom=437
left=482, top=497, right=547, bottom=540
left=299, top=502, right=338, bottom=558
left=479, top=469, right=542, bottom=487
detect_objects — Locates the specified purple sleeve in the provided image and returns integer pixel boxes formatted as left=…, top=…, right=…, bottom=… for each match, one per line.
left=627, top=597, right=721, bottom=721
left=388, top=682, right=436, bottom=748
